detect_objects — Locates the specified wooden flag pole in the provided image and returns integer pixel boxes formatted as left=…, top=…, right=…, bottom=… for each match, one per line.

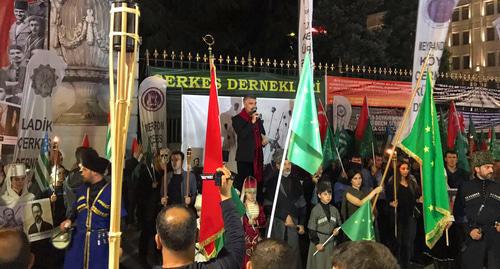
left=108, top=1, right=140, bottom=268
left=392, top=151, right=398, bottom=238
left=335, top=146, right=347, bottom=175
left=371, top=48, right=433, bottom=212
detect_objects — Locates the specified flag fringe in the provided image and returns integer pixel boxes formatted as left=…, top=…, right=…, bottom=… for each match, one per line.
left=425, top=208, right=452, bottom=249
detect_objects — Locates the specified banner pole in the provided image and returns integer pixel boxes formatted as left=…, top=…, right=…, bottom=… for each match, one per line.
left=371, top=48, right=433, bottom=212
left=266, top=111, right=294, bottom=238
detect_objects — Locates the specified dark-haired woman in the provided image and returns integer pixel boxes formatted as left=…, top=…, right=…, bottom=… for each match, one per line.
left=386, top=161, right=422, bottom=269
left=341, top=170, right=382, bottom=221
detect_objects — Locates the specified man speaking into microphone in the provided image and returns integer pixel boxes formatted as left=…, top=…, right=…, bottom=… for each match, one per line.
left=232, top=95, right=268, bottom=201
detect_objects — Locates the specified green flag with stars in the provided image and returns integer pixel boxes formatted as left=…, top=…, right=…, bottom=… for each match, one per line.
left=341, top=201, right=375, bottom=241
left=400, top=72, right=451, bottom=249
left=287, top=53, right=323, bottom=175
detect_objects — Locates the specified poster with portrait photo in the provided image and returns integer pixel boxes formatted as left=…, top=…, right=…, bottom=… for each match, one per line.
left=0, top=102, right=8, bottom=136
left=0, top=0, right=49, bottom=108
left=0, top=101, right=21, bottom=163
left=0, top=144, right=16, bottom=165
left=4, top=103, right=20, bottom=137
left=0, top=203, right=26, bottom=230
left=23, top=198, right=53, bottom=242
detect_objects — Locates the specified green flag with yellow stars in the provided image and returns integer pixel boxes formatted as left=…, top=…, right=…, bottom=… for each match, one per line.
left=400, top=72, right=451, bottom=249
left=341, top=201, right=375, bottom=241
left=287, top=53, right=323, bottom=175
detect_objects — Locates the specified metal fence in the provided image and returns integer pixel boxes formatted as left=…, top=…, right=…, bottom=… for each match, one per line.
left=138, top=49, right=500, bottom=144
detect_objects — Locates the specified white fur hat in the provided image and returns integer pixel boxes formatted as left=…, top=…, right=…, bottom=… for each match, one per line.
left=7, top=163, right=27, bottom=177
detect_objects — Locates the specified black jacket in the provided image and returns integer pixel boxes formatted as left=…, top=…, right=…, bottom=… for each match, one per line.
left=456, top=177, right=500, bottom=233
left=28, top=220, right=53, bottom=234
left=134, top=163, right=163, bottom=224
left=264, top=170, right=307, bottom=225
left=231, top=113, right=265, bottom=162
left=154, top=200, right=245, bottom=269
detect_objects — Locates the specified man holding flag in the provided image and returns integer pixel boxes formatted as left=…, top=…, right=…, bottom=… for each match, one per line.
left=267, top=52, right=321, bottom=269
left=154, top=55, right=244, bottom=269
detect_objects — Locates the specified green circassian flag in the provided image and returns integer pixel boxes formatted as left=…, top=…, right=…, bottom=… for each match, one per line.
left=455, top=131, right=470, bottom=173
left=400, top=72, right=451, bottom=249
left=334, top=125, right=353, bottom=159
left=489, top=127, right=499, bottom=159
left=105, top=114, right=112, bottom=160
left=341, top=201, right=375, bottom=241
left=287, top=53, right=323, bottom=175
left=468, top=115, right=477, bottom=152
left=322, top=126, right=336, bottom=167
left=231, top=187, right=246, bottom=217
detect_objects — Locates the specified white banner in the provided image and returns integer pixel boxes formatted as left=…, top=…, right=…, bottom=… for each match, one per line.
left=14, top=50, right=66, bottom=165
left=331, top=95, right=352, bottom=132
left=181, top=95, right=294, bottom=172
left=404, top=0, right=458, bottom=141
left=298, top=0, right=313, bottom=71
left=138, top=76, right=167, bottom=152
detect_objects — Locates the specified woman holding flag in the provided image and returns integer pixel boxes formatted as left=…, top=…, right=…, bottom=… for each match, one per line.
left=386, top=161, right=422, bottom=269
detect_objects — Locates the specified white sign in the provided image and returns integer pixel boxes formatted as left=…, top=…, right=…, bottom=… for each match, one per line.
left=298, top=0, right=314, bottom=71
left=138, top=76, right=167, bottom=152
left=403, top=0, right=458, bottom=142
left=14, top=50, right=66, bottom=165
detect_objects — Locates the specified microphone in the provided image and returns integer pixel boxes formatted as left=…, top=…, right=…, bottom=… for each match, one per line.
left=251, top=107, right=262, bottom=120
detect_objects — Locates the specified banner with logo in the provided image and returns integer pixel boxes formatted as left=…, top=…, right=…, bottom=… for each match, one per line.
left=182, top=95, right=294, bottom=172
left=331, top=95, right=352, bottom=132
left=138, top=76, right=168, bottom=152
left=298, top=0, right=313, bottom=70
left=405, top=0, right=458, bottom=139
left=14, top=50, right=66, bottom=166
left=148, top=67, right=325, bottom=100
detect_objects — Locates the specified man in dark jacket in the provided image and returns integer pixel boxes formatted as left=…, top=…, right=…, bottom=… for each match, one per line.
left=232, top=95, right=268, bottom=198
left=134, top=151, right=163, bottom=267
left=28, top=202, right=52, bottom=234
left=264, top=150, right=306, bottom=269
left=456, top=151, right=500, bottom=269
left=155, top=166, right=244, bottom=268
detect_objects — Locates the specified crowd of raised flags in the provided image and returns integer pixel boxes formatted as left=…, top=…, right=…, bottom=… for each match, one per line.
left=14, top=50, right=498, bottom=269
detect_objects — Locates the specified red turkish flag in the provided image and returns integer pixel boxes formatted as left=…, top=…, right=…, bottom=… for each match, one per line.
left=447, top=101, right=460, bottom=150
left=317, top=99, right=328, bottom=143
left=354, top=96, right=369, bottom=141
left=199, top=60, right=224, bottom=259
left=81, top=134, right=90, bottom=148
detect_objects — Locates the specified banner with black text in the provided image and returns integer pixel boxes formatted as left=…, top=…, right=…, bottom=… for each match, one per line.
left=138, top=76, right=168, bottom=152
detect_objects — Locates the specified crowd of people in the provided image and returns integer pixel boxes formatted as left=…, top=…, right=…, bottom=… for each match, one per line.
left=0, top=94, right=498, bottom=269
